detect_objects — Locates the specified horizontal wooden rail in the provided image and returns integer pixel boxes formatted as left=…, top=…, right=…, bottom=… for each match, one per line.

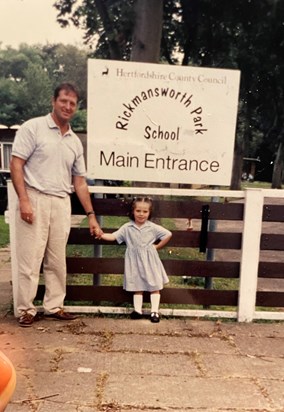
left=36, top=285, right=239, bottom=307
left=71, top=194, right=245, bottom=220
left=256, top=292, right=284, bottom=307
left=68, top=228, right=243, bottom=249
left=258, top=262, right=284, bottom=278
left=66, top=257, right=240, bottom=278
left=260, top=234, right=284, bottom=250
left=262, top=205, right=284, bottom=222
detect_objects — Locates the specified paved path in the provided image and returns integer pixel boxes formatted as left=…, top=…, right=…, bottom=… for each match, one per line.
left=0, top=248, right=284, bottom=412
left=1, top=315, right=284, bottom=412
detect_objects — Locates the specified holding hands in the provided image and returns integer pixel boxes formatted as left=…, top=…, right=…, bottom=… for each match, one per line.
left=88, top=214, right=103, bottom=238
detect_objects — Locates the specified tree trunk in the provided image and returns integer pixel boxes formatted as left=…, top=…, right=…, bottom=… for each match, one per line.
left=130, top=0, right=163, bottom=63
left=95, top=0, right=122, bottom=59
left=131, top=0, right=163, bottom=190
left=180, top=0, right=199, bottom=66
left=230, top=86, right=252, bottom=190
left=271, top=141, right=284, bottom=189
left=230, top=137, right=244, bottom=190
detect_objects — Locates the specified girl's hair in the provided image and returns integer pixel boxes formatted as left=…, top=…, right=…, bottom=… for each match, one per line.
left=129, top=197, right=153, bottom=221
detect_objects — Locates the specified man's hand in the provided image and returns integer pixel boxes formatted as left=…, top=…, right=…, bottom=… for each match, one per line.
left=88, top=215, right=103, bottom=238
left=19, top=198, right=33, bottom=224
left=10, top=155, right=33, bottom=223
left=73, top=175, right=103, bottom=238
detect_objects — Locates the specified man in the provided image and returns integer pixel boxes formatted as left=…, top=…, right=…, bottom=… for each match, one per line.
left=10, top=83, right=102, bottom=327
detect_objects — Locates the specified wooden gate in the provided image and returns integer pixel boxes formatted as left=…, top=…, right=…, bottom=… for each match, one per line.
left=8, top=184, right=284, bottom=322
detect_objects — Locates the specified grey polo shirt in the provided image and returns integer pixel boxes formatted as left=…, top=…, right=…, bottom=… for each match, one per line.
left=12, top=114, right=86, bottom=197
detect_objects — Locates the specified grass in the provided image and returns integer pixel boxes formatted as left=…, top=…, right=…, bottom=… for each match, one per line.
left=241, top=181, right=271, bottom=189
left=0, top=216, right=9, bottom=247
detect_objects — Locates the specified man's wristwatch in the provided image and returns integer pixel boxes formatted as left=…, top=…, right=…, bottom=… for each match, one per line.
left=86, top=211, right=95, bottom=217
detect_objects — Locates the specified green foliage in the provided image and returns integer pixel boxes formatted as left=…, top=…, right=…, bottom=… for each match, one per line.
left=0, top=43, right=88, bottom=126
left=71, top=109, right=87, bottom=131
left=17, top=63, right=53, bottom=120
left=54, top=0, right=135, bottom=60
left=0, top=78, right=18, bottom=125
left=41, top=44, right=88, bottom=107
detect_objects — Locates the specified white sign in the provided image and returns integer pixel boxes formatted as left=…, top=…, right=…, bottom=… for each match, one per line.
left=87, top=59, right=240, bottom=186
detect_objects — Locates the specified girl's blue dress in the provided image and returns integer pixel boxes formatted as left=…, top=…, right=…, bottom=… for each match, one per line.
left=113, top=220, right=171, bottom=292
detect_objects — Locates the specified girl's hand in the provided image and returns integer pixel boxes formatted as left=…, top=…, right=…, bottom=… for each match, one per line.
left=94, top=227, right=104, bottom=239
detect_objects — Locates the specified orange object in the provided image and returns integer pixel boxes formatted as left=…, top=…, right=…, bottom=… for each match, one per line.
left=0, top=351, right=16, bottom=412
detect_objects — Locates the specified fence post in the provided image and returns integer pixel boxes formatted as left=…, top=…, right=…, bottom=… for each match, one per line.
left=93, top=180, right=104, bottom=287
left=7, top=181, right=18, bottom=317
left=238, top=188, right=263, bottom=322
left=205, top=190, right=220, bottom=291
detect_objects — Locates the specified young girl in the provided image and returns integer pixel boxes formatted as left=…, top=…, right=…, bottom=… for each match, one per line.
left=101, top=197, right=172, bottom=323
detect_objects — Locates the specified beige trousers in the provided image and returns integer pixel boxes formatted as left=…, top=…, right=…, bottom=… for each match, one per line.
left=15, top=188, right=71, bottom=317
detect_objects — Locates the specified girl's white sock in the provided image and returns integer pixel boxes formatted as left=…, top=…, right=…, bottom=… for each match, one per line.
left=150, top=293, right=160, bottom=313
left=133, top=294, right=143, bottom=314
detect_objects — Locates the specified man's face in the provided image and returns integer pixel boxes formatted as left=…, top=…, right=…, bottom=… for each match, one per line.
left=52, top=90, right=78, bottom=124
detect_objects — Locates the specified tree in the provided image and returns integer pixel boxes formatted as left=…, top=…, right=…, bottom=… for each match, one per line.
left=0, top=44, right=88, bottom=126
left=0, top=46, right=49, bottom=125
left=16, top=63, right=53, bottom=120
left=71, top=109, right=87, bottom=131
left=54, top=0, right=284, bottom=187
left=41, top=44, right=88, bottom=107
left=0, top=78, right=18, bottom=125
left=54, top=0, right=135, bottom=60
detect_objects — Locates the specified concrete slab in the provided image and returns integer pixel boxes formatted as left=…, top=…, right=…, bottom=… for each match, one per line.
left=104, top=375, right=271, bottom=410
left=1, top=315, right=283, bottom=412
left=204, top=353, right=284, bottom=380
left=233, top=335, right=284, bottom=357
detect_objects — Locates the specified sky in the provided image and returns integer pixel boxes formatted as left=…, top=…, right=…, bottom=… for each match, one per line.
left=0, top=0, right=86, bottom=49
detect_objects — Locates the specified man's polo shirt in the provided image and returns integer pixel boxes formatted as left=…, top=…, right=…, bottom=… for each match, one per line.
left=12, top=114, right=86, bottom=197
